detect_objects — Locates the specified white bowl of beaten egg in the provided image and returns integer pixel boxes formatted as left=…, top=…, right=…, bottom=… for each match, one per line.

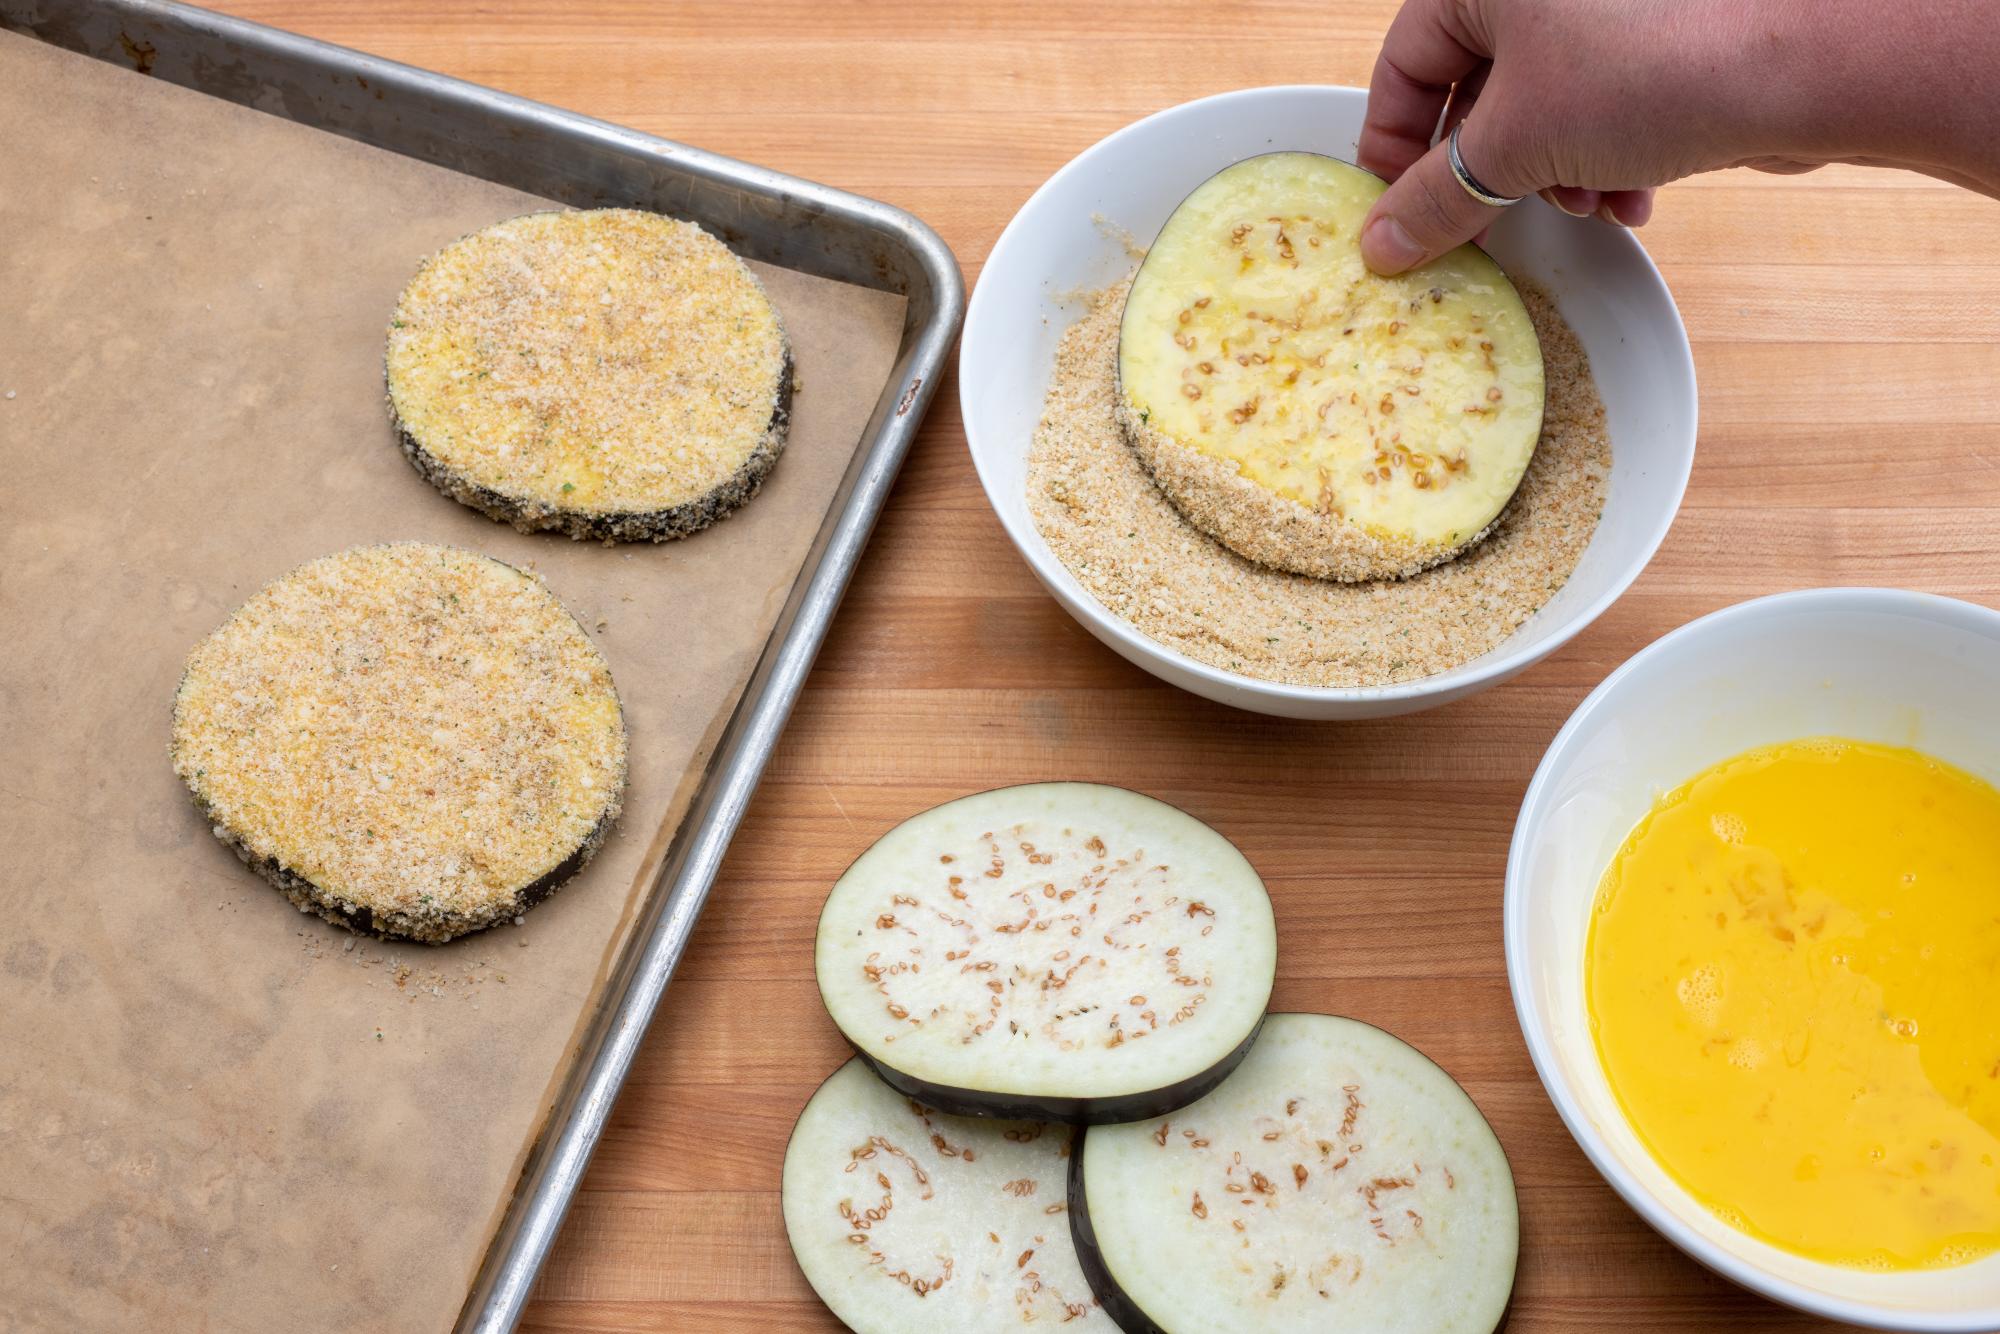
left=959, top=86, right=1697, bottom=718
left=1508, top=587, right=2000, bottom=1329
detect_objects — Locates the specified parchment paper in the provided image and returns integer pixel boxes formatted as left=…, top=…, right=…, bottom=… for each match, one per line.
left=0, top=33, right=905, bottom=1333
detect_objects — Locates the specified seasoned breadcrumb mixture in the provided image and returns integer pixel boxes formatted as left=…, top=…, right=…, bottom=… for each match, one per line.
left=1028, top=277, right=1610, bottom=687
left=386, top=209, right=788, bottom=515
left=170, top=544, right=627, bottom=938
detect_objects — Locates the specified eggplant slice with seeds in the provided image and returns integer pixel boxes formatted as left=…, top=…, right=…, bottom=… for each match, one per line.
left=815, top=783, right=1277, bottom=1124
left=1117, top=152, right=1545, bottom=581
left=781, top=1058, right=1114, bottom=1331
left=1071, top=1013, right=1518, bottom=1334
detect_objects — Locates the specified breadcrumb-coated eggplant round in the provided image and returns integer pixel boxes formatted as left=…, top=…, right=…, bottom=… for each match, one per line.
left=169, top=543, right=627, bottom=943
left=386, top=209, right=792, bottom=542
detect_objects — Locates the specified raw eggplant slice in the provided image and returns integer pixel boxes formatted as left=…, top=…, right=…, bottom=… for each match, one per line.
left=1117, top=152, right=1545, bottom=581
left=815, top=783, right=1276, bottom=1123
left=782, top=1058, right=1114, bottom=1331
left=1072, top=1014, right=1517, bottom=1334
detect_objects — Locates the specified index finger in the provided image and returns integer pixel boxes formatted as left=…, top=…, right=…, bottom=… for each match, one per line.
left=1357, top=0, right=1491, bottom=181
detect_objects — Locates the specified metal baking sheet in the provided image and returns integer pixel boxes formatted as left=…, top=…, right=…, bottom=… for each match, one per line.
left=0, top=4, right=962, bottom=1330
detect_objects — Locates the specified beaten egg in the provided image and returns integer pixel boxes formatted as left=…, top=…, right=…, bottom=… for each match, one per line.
left=1587, top=737, right=2000, bottom=1270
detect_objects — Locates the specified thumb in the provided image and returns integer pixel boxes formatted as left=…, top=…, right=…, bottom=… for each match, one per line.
left=1360, top=118, right=1536, bottom=275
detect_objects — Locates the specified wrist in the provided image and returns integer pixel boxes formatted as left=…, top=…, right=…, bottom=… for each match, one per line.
left=1700, top=0, right=1859, bottom=159
left=1710, top=0, right=2000, bottom=184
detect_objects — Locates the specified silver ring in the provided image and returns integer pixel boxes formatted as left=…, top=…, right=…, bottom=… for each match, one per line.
left=1448, top=123, right=1522, bottom=208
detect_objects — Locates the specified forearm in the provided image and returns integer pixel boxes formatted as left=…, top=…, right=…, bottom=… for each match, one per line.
left=1741, top=0, right=2000, bottom=193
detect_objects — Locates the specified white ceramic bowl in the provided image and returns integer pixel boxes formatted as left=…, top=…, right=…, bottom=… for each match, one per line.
left=1508, top=587, right=2000, bottom=1329
left=959, top=86, right=1698, bottom=718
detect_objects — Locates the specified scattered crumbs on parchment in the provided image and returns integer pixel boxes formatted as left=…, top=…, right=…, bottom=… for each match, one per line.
left=293, top=926, right=509, bottom=1002
left=1026, top=275, right=1610, bottom=689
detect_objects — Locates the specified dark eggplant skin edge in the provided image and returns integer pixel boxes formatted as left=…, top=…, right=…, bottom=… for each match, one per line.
left=848, top=1013, right=1266, bottom=1127
left=1067, top=1127, right=1169, bottom=1334
left=1066, top=1012, right=1521, bottom=1334
left=169, top=545, right=629, bottom=945
left=815, top=781, right=1275, bottom=1125
left=391, top=349, right=793, bottom=544
left=188, top=788, right=618, bottom=945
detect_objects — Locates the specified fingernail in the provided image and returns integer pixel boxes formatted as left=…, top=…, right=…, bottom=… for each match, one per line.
left=1361, top=215, right=1424, bottom=275
left=1614, top=194, right=1654, bottom=228
left=1549, top=188, right=1601, bottom=218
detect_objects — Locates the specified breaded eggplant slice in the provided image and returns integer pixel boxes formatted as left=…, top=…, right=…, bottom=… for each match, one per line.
left=169, top=542, right=627, bottom=943
left=781, top=1058, right=1114, bottom=1330
left=1072, top=1014, right=1519, bottom=1334
left=386, top=208, right=792, bottom=543
left=815, top=784, right=1277, bottom=1124
left=1118, top=153, right=1545, bottom=581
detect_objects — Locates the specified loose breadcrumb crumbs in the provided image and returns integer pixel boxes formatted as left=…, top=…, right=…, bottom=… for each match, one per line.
left=1027, top=276, right=1610, bottom=688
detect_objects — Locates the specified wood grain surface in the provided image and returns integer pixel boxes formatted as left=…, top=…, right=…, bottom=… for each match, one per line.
left=209, top=3, right=2000, bottom=1329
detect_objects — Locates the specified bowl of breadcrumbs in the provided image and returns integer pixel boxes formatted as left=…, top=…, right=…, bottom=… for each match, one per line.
left=960, top=86, right=1697, bottom=719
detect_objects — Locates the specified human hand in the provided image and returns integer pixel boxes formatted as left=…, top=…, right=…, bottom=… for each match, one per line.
left=1355, top=0, right=2000, bottom=274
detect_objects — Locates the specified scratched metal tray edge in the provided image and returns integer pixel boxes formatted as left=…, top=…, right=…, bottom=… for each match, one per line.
left=0, top=3, right=965, bottom=1329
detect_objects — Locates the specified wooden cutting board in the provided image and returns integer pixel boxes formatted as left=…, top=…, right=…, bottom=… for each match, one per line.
left=210, top=3, right=2000, bottom=1330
